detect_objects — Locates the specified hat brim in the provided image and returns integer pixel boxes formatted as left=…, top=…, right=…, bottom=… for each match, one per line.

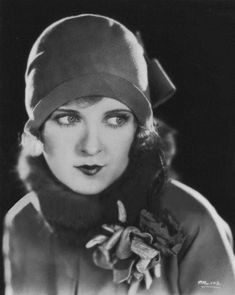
left=24, top=73, right=153, bottom=134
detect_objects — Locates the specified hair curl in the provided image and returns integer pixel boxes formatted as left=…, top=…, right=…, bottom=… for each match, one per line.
left=129, top=117, right=177, bottom=195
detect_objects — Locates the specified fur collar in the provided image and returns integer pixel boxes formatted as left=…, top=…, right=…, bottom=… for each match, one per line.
left=17, top=144, right=166, bottom=246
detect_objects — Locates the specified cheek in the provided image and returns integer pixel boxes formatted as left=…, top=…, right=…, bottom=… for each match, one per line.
left=42, top=124, right=76, bottom=156
left=42, top=131, right=75, bottom=178
left=43, top=135, right=63, bottom=156
left=105, top=127, right=136, bottom=162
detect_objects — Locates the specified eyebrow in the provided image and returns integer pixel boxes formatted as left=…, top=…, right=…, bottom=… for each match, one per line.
left=55, top=108, right=132, bottom=115
left=53, top=108, right=80, bottom=114
left=103, top=109, right=132, bottom=116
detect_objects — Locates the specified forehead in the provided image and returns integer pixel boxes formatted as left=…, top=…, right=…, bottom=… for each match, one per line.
left=59, top=96, right=132, bottom=111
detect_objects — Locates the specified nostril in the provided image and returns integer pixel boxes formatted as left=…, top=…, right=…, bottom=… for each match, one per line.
left=81, top=147, right=101, bottom=156
left=81, top=137, right=101, bottom=155
left=80, top=139, right=101, bottom=155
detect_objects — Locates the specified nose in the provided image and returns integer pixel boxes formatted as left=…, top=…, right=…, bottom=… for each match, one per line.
left=78, top=124, right=102, bottom=156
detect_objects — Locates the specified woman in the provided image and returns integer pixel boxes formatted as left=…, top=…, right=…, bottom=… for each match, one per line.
left=3, top=14, right=235, bottom=295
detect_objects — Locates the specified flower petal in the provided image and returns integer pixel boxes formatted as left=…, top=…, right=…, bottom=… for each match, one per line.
left=149, top=254, right=160, bottom=268
left=85, top=235, right=108, bottom=248
left=102, top=224, right=115, bottom=233
left=87, top=207, right=185, bottom=294
left=128, top=279, right=141, bottom=295
left=144, top=269, right=153, bottom=290
left=135, top=232, right=153, bottom=244
left=131, top=237, right=159, bottom=260
left=133, top=271, right=144, bottom=281
left=116, top=226, right=140, bottom=259
left=93, top=246, right=113, bottom=269
left=117, top=200, right=127, bottom=223
left=136, top=258, right=151, bottom=273
left=102, top=224, right=124, bottom=233
left=104, top=229, right=123, bottom=250
left=113, top=259, right=135, bottom=283
left=154, top=263, right=161, bottom=278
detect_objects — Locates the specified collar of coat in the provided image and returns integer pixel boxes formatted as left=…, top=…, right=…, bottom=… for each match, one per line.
left=17, top=143, right=166, bottom=246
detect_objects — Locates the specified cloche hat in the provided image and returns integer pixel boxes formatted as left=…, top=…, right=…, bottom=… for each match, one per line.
left=24, top=14, right=175, bottom=134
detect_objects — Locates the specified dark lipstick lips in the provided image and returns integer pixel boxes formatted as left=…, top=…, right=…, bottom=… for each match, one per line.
left=76, top=165, right=103, bottom=176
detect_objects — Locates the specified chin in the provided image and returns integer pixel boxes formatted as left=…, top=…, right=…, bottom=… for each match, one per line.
left=71, top=183, right=107, bottom=196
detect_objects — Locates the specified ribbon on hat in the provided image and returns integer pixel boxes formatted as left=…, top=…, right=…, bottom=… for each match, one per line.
left=86, top=201, right=185, bottom=295
left=136, top=31, right=176, bottom=108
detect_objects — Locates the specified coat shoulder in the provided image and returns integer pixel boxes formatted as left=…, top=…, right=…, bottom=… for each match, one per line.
left=162, top=179, right=217, bottom=216
left=159, top=179, right=233, bottom=246
left=3, top=192, right=53, bottom=251
left=5, top=192, right=41, bottom=227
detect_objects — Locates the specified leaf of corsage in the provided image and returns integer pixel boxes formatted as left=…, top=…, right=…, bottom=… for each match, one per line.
left=153, top=235, right=184, bottom=256
left=171, top=242, right=184, bottom=255
left=162, top=209, right=180, bottom=233
left=140, top=210, right=170, bottom=239
left=153, top=240, right=173, bottom=256
left=154, top=236, right=169, bottom=247
left=85, top=235, right=108, bottom=249
left=131, top=237, right=159, bottom=260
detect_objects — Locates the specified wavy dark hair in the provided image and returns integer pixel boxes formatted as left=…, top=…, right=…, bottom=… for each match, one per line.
left=129, top=117, right=177, bottom=199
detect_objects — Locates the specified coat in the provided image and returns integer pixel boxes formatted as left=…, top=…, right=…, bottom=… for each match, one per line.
left=3, top=179, right=235, bottom=295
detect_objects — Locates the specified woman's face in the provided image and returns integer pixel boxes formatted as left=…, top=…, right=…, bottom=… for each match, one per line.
left=42, top=97, right=137, bottom=195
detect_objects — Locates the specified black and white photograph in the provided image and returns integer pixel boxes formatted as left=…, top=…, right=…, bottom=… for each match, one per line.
left=1, top=1, right=235, bottom=294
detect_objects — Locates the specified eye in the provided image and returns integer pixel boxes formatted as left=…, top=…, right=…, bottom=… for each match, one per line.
left=105, top=114, right=130, bottom=128
left=54, top=114, right=81, bottom=126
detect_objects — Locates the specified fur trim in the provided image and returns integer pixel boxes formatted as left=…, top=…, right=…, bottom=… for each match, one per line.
left=17, top=143, right=166, bottom=246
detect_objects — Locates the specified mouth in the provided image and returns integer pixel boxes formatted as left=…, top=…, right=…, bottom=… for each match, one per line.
left=75, top=165, right=103, bottom=176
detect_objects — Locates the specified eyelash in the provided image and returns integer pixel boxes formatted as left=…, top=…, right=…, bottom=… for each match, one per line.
left=53, top=114, right=81, bottom=127
left=52, top=113, right=131, bottom=128
left=105, top=114, right=130, bottom=129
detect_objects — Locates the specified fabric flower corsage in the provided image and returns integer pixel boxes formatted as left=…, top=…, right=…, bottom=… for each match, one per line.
left=86, top=201, right=185, bottom=295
